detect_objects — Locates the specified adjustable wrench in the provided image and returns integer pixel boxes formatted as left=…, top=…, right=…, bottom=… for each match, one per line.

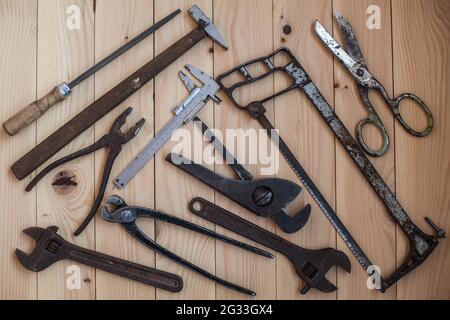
left=189, top=198, right=351, bottom=294
left=16, top=226, right=183, bottom=292
left=168, top=153, right=303, bottom=221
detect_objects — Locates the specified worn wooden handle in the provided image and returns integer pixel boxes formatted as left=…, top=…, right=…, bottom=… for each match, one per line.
left=3, top=86, right=66, bottom=136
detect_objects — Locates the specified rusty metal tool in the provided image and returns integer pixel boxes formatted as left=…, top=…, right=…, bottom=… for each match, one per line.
left=16, top=226, right=183, bottom=292
left=216, top=47, right=445, bottom=292
left=168, top=151, right=310, bottom=233
left=101, top=195, right=274, bottom=296
left=194, top=118, right=312, bottom=233
left=25, top=107, right=145, bottom=236
left=316, top=14, right=434, bottom=157
left=189, top=198, right=351, bottom=294
left=174, top=70, right=311, bottom=233
left=3, top=9, right=180, bottom=137
left=11, top=5, right=227, bottom=180
left=114, top=65, right=221, bottom=188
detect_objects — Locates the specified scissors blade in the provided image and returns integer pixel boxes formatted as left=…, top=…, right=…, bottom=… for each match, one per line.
left=334, top=12, right=371, bottom=102
left=314, top=20, right=360, bottom=74
left=315, top=20, right=378, bottom=89
left=335, top=12, right=367, bottom=68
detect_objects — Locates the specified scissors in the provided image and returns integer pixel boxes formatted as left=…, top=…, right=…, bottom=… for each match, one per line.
left=315, top=13, right=434, bottom=157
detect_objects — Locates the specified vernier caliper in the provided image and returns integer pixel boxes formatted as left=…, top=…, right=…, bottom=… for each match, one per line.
left=114, top=65, right=221, bottom=188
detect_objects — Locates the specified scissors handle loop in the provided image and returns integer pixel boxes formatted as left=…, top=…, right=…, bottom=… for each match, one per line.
left=376, top=84, right=434, bottom=137
left=356, top=114, right=390, bottom=157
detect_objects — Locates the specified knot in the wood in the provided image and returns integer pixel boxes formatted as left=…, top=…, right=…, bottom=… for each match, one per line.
left=52, top=170, right=78, bottom=195
left=283, top=25, right=292, bottom=35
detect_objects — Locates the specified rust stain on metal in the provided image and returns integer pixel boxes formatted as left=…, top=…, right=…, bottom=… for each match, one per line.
left=132, top=77, right=141, bottom=89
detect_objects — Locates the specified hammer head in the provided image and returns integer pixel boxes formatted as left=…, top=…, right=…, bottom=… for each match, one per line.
left=16, top=226, right=64, bottom=272
left=188, top=5, right=228, bottom=50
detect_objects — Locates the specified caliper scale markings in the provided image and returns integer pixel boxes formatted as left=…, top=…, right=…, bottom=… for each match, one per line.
left=114, top=65, right=220, bottom=189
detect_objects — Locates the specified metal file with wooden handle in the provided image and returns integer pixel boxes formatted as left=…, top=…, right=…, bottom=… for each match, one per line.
left=11, top=5, right=227, bottom=180
left=2, top=9, right=181, bottom=136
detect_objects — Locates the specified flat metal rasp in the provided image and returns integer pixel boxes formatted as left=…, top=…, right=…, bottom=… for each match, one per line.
left=11, top=5, right=228, bottom=180
left=3, top=9, right=180, bottom=136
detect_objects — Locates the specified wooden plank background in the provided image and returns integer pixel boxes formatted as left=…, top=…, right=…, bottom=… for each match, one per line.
left=0, top=0, right=448, bottom=300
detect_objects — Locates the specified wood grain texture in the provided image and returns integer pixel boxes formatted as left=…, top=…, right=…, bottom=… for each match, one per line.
left=94, top=0, right=156, bottom=300
left=0, top=0, right=37, bottom=300
left=392, top=0, right=450, bottom=299
left=333, top=0, right=396, bottom=299
left=214, top=0, right=277, bottom=300
left=36, top=0, right=95, bottom=300
left=154, top=0, right=216, bottom=300
left=272, top=0, right=337, bottom=300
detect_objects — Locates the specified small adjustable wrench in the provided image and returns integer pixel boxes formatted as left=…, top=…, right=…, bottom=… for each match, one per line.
left=189, top=198, right=351, bottom=294
left=16, top=226, right=183, bottom=292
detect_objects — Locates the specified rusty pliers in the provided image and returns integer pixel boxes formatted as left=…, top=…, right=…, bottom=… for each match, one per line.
left=101, top=195, right=274, bottom=296
left=26, top=107, right=145, bottom=236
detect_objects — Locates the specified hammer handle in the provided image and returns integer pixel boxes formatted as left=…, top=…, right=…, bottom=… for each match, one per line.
left=11, top=27, right=207, bottom=180
left=3, top=86, right=66, bottom=136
